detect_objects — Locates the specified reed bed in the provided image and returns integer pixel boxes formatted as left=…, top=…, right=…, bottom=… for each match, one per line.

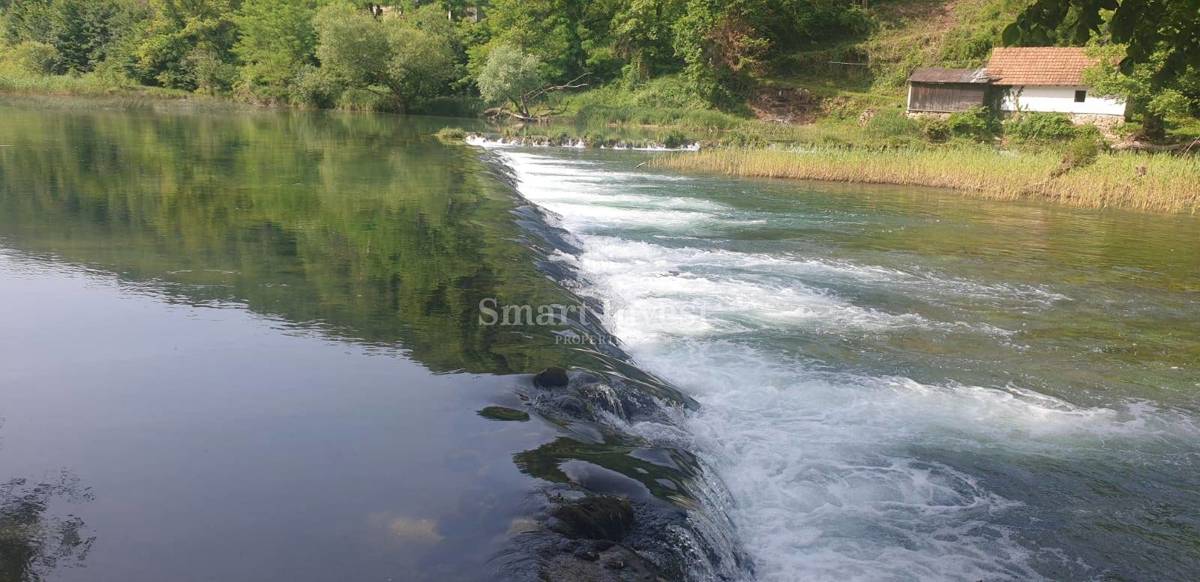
left=650, top=147, right=1200, bottom=213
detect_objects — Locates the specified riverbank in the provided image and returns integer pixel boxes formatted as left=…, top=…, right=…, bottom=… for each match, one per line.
left=650, top=146, right=1200, bottom=214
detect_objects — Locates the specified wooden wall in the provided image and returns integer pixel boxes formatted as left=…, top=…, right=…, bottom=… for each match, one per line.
left=907, top=83, right=988, bottom=113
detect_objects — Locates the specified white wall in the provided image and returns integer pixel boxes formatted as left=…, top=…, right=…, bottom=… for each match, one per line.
left=999, top=85, right=1125, bottom=116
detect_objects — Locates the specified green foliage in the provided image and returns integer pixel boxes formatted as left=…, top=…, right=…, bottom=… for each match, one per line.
left=918, top=116, right=951, bottom=143
left=1004, top=112, right=1078, bottom=142
left=233, top=0, right=319, bottom=102
left=1007, top=0, right=1200, bottom=140
left=7, top=41, right=61, bottom=74
left=435, top=126, right=467, bottom=141
left=866, top=109, right=918, bottom=137
left=132, top=0, right=239, bottom=91
left=314, top=3, right=457, bottom=111
left=1, top=0, right=146, bottom=75
left=483, top=0, right=594, bottom=81
left=863, top=109, right=922, bottom=148
left=475, top=44, right=543, bottom=114
left=672, top=0, right=769, bottom=106
left=289, top=64, right=338, bottom=108
left=610, top=0, right=685, bottom=83
left=947, top=106, right=1000, bottom=141
left=719, top=129, right=767, bottom=147
left=1062, top=133, right=1102, bottom=169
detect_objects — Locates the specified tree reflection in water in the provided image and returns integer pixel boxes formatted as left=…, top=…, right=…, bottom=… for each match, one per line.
left=0, top=470, right=94, bottom=582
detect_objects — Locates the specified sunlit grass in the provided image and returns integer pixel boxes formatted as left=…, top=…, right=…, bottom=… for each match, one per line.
left=650, top=147, right=1200, bottom=213
left=0, top=67, right=188, bottom=99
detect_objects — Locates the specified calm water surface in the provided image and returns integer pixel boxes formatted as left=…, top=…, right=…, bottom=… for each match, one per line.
left=2, top=100, right=1199, bottom=581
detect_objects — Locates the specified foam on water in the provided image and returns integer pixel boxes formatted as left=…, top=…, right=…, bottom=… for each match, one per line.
left=490, top=147, right=1200, bottom=581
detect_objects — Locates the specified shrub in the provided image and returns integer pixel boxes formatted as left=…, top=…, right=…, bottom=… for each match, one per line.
left=1004, top=112, right=1077, bottom=142
left=720, top=130, right=767, bottom=148
left=866, top=109, right=919, bottom=137
left=1062, top=134, right=1102, bottom=170
left=290, top=65, right=338, bottom=108
left=8, top=41, right=61, bottom=75
left=947, top=106, right=1000, bottom=141
left=918, top=117, right=951, bottom=142
left=661, top=130, right=689, bottom=149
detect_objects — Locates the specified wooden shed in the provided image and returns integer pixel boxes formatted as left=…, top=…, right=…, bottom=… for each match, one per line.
left=906, top=67, right=990, bottom=113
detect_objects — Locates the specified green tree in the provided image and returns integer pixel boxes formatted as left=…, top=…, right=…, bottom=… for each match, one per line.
left=233, top=0, right=319, bottom=101
left=476, top=44, right=544, bottom=116
left=133, top=0, right=239, bottom=92
left=1, top=0, right=145, bottom=74
left=610, top=0, right=685, bottom=83
left=1083, top=42, right=1198, bottom=137
left=672, top=0, right=770, bottom=105
left=314, top=3, right=457, bottom=111
left=483, top=0, right=593, bottom=81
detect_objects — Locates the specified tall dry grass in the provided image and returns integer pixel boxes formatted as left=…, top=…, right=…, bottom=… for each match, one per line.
left=650, top=147, right=1200, bottom=213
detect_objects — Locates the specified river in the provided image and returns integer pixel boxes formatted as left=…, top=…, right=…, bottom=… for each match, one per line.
left=1, top=100, right=1198, bottom=581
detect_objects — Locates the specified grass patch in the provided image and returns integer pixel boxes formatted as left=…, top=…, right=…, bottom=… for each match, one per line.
left=650, top=147, right=1200, bottom=213
left=0, top=67, right=189, bottom=100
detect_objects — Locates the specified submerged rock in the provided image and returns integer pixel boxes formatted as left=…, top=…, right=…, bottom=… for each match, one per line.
left=542, top=542, right=665, bottom=582
left=534, top=367, right=570, bottom=388
left=478, top=406, right=531, bottom=422
left=550, top=496, right=634, bottom=541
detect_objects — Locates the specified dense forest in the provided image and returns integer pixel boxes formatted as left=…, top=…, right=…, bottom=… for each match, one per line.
left=0, top=0, right=1197, bottom=136
left=0, top=0, right=872, bottom=111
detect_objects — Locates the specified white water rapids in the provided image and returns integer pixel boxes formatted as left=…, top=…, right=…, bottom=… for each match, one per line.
left=484, top=146, right=1200, bottom=581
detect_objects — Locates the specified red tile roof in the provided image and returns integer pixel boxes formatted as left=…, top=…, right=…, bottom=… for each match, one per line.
left=986, top=47, right=1098, bottom=86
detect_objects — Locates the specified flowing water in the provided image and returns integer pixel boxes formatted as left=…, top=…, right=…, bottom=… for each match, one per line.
left=1, top=99, right=1199, bottom=581
left=487, top=147, right=1200, bottom=581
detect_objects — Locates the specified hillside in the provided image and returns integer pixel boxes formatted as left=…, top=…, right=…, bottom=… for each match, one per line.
left=757, top=0, right=1033, bottom=122
left=534, top=0, right=1041, bottom=147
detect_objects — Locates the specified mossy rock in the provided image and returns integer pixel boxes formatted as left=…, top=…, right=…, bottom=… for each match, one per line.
left=550, top=496, right=634, bottom=541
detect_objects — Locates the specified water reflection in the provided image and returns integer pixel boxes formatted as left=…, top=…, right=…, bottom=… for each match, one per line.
left=0, top=471, right=94, bottom=582
left=0, top=104, right=576, bottom=374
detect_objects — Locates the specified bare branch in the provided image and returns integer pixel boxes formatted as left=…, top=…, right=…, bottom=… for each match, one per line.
left=521, top=73, right=590, bottom=104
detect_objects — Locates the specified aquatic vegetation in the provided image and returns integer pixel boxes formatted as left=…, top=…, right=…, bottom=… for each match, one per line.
left=434, top=126, right=467, bottom=141
left=650, top=147, right=1200, bottom=213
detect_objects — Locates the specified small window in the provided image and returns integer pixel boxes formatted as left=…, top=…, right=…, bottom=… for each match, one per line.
left=1074, top=90, right=1087, bottom=103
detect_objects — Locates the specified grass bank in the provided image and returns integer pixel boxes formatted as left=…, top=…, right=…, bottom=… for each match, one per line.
left=0, top=68, right=189, bottom=99
left=650, top=147, right=1200, bottom=213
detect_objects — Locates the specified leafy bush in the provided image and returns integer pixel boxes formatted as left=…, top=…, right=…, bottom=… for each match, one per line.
left=186, top=47, right=237, bottom=95
left=1062, top=134, right=1103, bottom=169
left=864, top=110, right=922, bottom=148
left=866, top=109, right=919, bottom=138
left=8, top=41, right=61, bottom=74
left=289, top=65, right=338, bottom=108
left=720, top=130, right=768, bottom=148
left=1004, top=112, right=1077, bottom=142
left=918, top=117, right=951, bottom=142
left=661, top=130, right=688, bottom=149
left=947, top=106, right=1000, bottom=141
